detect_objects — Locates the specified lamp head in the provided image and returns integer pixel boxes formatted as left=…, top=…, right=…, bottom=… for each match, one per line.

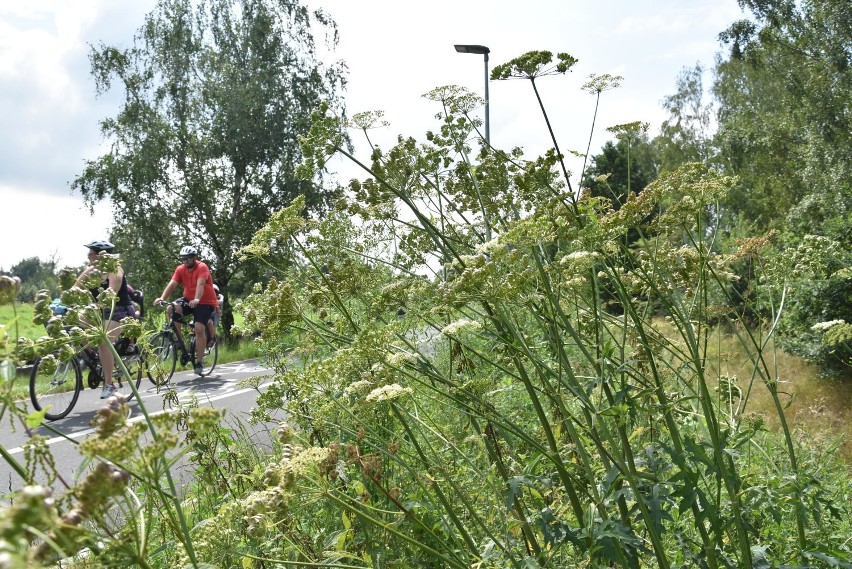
left=454, top=44, right=490, bottom=55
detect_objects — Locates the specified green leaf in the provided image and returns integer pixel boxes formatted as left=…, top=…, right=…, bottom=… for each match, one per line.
left=803, top=550, right=852, bottom=569
left=26, top=407, right=47, bottom=429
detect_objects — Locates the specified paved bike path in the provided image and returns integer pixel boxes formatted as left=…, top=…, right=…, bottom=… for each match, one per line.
left=1, top=359, right=275, bottom=488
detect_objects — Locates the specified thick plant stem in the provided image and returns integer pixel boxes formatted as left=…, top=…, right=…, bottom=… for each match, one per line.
left=529, top=78, right=576, bottom=204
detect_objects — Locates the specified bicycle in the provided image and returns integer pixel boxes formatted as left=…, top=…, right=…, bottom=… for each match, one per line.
left=147, top=300, right=218, bottom=386
left=29, top=337, right=143, bottom=421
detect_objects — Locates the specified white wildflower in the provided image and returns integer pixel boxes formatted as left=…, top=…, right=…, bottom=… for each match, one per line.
left=344, top=379, right=374, bottom=396
left=292, top=447, right=331, bottom=471
left=562, top=251, right=595, bottom=262
left=560, top=251, right=598, bottom=273
left=387, top=351, right=416, bottom=366
left=365, top=383, right=413, bottom=403
left=440, top=318, right=483, bottom=337
left=811, top=319, right=846, bottom=332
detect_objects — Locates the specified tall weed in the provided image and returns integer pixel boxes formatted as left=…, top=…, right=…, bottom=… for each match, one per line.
left=230, top=53, right=851, bottom=567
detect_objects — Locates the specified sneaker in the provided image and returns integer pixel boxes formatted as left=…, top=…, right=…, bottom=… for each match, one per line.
left=100, top=383, right=118, bottom=399
left=194, top=364, right=204, bottom=376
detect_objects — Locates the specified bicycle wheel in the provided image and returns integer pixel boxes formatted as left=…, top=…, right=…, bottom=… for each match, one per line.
left=191, top=336, right=218, bottom=377
left=30, top=356, right=82, bottom=421
left=146, top=331, right=177, bottom=386
left=115, top=348, right=143, bottom=401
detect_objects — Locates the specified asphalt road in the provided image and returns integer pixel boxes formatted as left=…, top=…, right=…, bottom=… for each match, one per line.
left=0, top=359, right=280, bottom=493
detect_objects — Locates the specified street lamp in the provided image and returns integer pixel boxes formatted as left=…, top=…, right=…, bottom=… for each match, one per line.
left=454, top=44, right=490, bottom=144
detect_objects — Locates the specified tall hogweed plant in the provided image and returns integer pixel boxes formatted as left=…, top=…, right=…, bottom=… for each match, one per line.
left=230, top=51, right=851, bottom=568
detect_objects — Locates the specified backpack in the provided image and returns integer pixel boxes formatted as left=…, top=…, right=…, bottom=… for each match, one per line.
left=127, top=284, right=145, bottom=318
left=49, top=298, right=67, bottom=316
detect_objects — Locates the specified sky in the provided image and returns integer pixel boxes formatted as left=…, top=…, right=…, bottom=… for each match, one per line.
left=0, top=0, right=745, bottom=272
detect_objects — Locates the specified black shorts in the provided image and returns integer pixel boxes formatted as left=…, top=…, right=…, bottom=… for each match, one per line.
left=102, top=304, right=139, bottom=323
left=192, top=304, right=216, bottom=326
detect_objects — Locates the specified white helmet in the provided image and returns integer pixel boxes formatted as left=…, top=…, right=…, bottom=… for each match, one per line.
left=179, top=246, right=198, bottom=257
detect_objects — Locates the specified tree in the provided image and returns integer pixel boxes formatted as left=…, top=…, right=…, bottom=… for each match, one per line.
left=72, top=0, right=348, bottom=337
left=654, top=63, right=714, bottom=173
left=712, top=0, right=852, bottom=370
left=713, top=0, right=851, bottom=233
left=8, top=257, right=60, bottom=302
left=581, top=127, right=659, bottom=212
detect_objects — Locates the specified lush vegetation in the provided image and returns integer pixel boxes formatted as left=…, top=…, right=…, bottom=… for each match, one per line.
left=0, top=0, right=850, bottom=567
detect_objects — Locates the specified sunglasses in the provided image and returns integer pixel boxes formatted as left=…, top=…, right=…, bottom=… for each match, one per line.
left=179, top=257, right=194, bottom=262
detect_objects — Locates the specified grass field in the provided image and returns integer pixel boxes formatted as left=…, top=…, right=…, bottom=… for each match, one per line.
left=676, top=322, right=852, bottom=463
left=0, top=303, right=41, bottom=344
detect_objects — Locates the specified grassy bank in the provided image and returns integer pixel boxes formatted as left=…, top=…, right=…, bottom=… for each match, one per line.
left=702, top=325, right=852, bottom=463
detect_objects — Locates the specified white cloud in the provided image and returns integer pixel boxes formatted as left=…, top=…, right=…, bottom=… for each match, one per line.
left=0, top=185, right=114, bottom=271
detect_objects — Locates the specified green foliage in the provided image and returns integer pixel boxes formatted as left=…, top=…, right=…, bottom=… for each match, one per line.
left=2, top=32, right=851, bottom=568
left=581, top=131, right=659, bottom=208
left=651, top=0, right=852, bottom=370
left=71, top=0, right=349, bottom=338
left=714, top=0, right=851, bottom=233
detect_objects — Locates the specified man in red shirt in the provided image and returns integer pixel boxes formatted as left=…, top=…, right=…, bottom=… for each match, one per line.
left=154, top=246, right=220, bottom=375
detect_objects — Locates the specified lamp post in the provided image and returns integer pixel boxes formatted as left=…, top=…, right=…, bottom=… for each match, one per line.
left=454, top=44, right=490, bottom=144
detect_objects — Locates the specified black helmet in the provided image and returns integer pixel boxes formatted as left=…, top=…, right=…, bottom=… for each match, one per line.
left=85, top=240, right=114, bottom=253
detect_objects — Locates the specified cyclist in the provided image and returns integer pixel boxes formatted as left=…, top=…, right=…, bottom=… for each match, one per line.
left=75, top=240, right=138, bottom=398
left=154, top=246, right=219, bottom=375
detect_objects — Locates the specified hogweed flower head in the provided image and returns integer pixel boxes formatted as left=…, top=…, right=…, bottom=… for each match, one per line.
left=424, top=85, right=484, bottom=115
left=0, top=276, right=21, bottom=305
left=811, top=319, right=846, bottom=332
left=492, top=50, right=578, bottom=81
left=440, top=318, right=482, bottom=338
left=60, top=286, right=93, bottom=308
left=344, top=379, right=374, bottom=397
left=365, top=383, right=413, bottom=404
left=606, top=121, right=649, bottom=141
left=348, top=110, right=389, bottom=130
left=93, top=252, right=119, bottom=274
left=276, top=421, right=295, bottom=444
left=58, top=267, right=76, bottom=290
left=582, top=73, right=623, bottom=94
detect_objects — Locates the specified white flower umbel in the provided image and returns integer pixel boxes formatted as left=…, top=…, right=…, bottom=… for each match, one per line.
left=387, top=351, right=416, bottom=366
left=365, top=383, right=413, bottom=403
left=440, top=318, right=482, bottom=338
left=344, top=379, right=374, bottom=397
left=811, top=319, right=846, bottom=331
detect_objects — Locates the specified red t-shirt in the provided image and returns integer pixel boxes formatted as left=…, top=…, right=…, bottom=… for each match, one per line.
left=172, top=261, right=219, bottom=306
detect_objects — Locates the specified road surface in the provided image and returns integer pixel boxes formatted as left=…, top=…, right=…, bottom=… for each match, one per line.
left=0, top=359, right=279, bottom=492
